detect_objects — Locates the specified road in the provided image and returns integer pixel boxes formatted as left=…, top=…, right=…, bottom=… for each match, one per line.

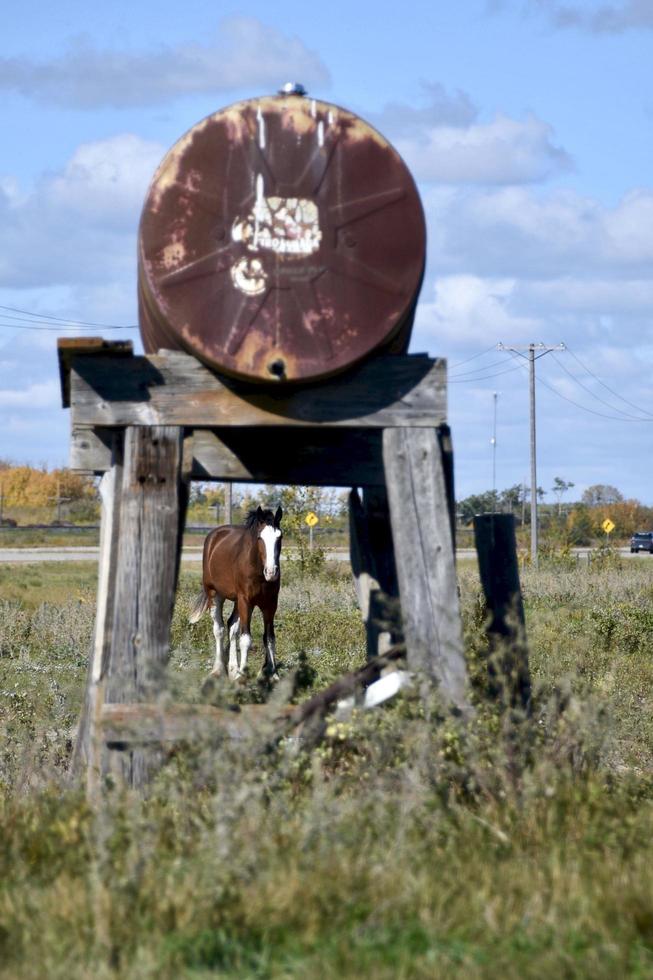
left=0, top=546, right=646, bottom=564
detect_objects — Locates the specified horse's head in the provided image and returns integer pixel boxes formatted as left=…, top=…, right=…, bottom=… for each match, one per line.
left=255, top=505, right=283, bottom=582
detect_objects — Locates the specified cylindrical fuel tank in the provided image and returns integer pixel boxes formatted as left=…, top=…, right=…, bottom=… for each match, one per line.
left=138, top=92, right=426, bottom=384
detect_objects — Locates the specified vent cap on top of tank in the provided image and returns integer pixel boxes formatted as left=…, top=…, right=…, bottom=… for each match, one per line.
left=278, top=82, right=307, bottom=96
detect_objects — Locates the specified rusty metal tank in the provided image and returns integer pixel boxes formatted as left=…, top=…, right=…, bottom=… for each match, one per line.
left=138, top=89, right=426, bottom=384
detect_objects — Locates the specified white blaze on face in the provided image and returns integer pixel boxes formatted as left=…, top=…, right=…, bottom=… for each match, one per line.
left=260, top=525, right=281, bottom=581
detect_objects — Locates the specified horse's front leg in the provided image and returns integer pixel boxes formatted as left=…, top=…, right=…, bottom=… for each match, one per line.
left=236, top=598, right=253, bottom=680
left=226, top=606, right=240, bottom=680
left=262, top=603, right=279, bottom=681
left=209, top=598, right=227, bottom=677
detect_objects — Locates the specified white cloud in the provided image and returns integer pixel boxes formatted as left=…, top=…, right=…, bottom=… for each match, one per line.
left=0, top=17, right=330, bottom=108
left=413, top=275, right=540, bottom=349
left=370, top=82, right=478, bottom=135
left=0, top=379, right=59, bottom=408
left=426, top=186, right=653, bottom=278
left=0, top=134, right=163, bottom=288
left=529, top=0, right=653, bottom=32
left=395, top=113, right=572, bottom=185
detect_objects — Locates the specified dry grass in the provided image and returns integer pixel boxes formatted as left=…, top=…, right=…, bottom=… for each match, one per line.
left=2, top=558, right=653, bottom=977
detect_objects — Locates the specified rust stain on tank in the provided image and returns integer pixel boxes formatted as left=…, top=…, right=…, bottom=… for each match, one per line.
left=138, top=94, right=426, bottom=384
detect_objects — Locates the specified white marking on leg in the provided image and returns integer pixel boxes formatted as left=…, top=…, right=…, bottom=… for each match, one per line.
left=210, top=602, right=225, bottom=676
left=210, top=609, right=224, bottom=674
left=238, top=632, right=252, bottom=679
left=265, top=633, right=279, bottom=681
left=228, top=616, right=240, bottom=680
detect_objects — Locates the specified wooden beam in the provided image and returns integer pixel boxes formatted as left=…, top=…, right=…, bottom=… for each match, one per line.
left=101, top=647, right=406, bottom=747
left=101, top=702, right=283, bottom=746
left=57, top=338, right=133, bottom=408
left=71, top=425, right=388, bottom=484
left=383, top=427, right=470, bottom=713
left=66, top=350, right=446, bottom=429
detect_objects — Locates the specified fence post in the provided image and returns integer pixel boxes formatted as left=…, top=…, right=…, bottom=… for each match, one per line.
left=473, top=513, right=531, bottom=711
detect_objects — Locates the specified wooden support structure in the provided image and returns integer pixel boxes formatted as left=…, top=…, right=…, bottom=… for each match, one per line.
left=473, top=513, right=531, bottom=712
left=59, top=340, right=471, bottom=789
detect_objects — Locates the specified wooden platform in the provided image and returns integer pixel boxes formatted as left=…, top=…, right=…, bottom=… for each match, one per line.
left=58, top=339, right=470, bottom=791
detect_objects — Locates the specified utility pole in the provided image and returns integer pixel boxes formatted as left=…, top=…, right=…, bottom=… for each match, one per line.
left=497, top=342, right=565, bottom=569
left=491, top=391, right=498, bottom=507
left=226, top=482, right=233, bottom=525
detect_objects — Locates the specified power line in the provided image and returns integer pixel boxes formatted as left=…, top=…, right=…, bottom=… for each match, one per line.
left=450, top=356, right=517, bottom=378
left=538, top=363, right=652, bottom=422
left=0, top=319, right=138, bottom=333
left=449, top=362, right=524, bottom=383
left=506, top=349, right=653, bottom=423
left=549, top=351, right=649, bottom=421
left=565, top=344, right=653, bottom=420
left=450, top=345, right=498, bottom=369
left=0, top=304, right=138, bottom=330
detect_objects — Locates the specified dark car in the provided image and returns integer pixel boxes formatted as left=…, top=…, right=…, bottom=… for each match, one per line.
left=630, top=532, right=653, bottom=554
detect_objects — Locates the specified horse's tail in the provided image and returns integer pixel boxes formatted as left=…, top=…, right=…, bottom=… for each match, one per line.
left=188, top=587, right=211, bottom=624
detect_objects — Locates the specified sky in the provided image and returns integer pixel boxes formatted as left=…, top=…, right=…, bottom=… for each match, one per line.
left=1, top=0, right=652, bottom=504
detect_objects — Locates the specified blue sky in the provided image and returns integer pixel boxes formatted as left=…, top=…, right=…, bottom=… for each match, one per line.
left=1, top=0, right=652, bottom=504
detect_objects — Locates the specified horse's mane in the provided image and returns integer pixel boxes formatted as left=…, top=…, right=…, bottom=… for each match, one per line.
left=243, top=508, right=275, bottom=529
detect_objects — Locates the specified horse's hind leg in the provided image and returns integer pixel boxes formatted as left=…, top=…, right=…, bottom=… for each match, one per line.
left=236, top=598, right=253, bottom=680
left=226, top=606, right=240, bottom=680
left=209, top=598, right=227, bottom=677
left=262, top=606, right=279, bottom=681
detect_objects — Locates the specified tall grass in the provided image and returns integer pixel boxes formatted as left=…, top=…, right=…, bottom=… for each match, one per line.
left=2, top=559, right=653, bottom=977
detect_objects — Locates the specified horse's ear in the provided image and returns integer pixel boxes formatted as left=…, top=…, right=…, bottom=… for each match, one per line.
left=274, top=505, right=283, bottom=527
left=256, top=505, right=264, bottom=521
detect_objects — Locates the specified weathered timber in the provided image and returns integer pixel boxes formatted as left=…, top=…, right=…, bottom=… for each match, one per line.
left=70, top=426, right=117, bottom=473
left=191, top=428, right=386, bottom=485
left=72, top=425, right=387, bottom=485
left=473, top=513, right=531, bottom=712
left=64, top=348, right=445, bottom=428
left=102, top=703, right=288, bottom=746
left=349, top=487, right=401, bottom=658
left=58, top=338, right=133, bottom=409
left=438, top=424, right=457, bottom=549
left=383, top=427, right=470, bottom=712
left=69, top=436, right=123, bottom=789
left=103, top=425, right=188, bottom=788
left=100, top=647, right=406, bottom=747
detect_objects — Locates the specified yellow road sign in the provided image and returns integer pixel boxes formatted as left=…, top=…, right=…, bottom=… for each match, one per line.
left=305, top=511, right=319, bottom=527
left=602, top=518, right=615, bottom=534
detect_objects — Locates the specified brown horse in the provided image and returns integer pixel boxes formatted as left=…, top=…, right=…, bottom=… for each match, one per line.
left=188, top=506, right=283, bottom=680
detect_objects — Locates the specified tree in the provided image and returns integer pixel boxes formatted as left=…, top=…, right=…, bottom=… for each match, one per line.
left=566, top=505, right=595, bottom=545
left=582, top=484, right=623, bottom=507
left=457, top=491, right=498, bottom=524
left=552, top=476, right=575, bottom=515
left=499, top=484, right=523, bottom=515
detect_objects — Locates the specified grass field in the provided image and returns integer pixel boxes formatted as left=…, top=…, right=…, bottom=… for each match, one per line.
left=2, top=555, right=653, bottom=978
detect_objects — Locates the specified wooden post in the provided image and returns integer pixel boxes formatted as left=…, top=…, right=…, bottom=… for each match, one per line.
left=69, top=433, right=123, bottom=788
left=473, top=513, right=531, bottom=711
left=382, top=427, right=470, bottom=712
left=102, top=425, right=188, bottom=788
left=349, top=487, right=400, bottom=659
